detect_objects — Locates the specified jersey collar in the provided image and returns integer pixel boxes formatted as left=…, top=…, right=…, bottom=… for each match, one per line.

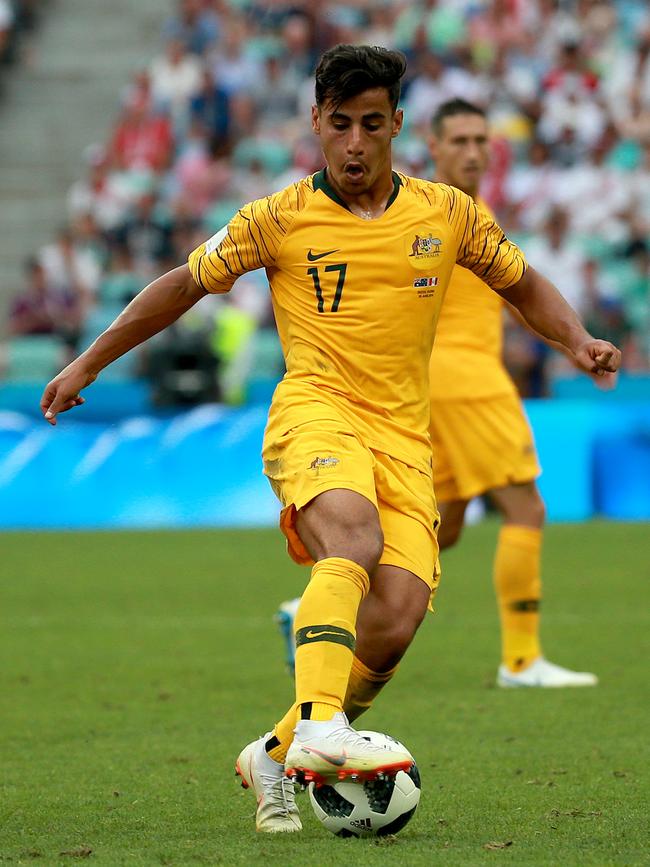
left=313, top=168, right=402, bottom=214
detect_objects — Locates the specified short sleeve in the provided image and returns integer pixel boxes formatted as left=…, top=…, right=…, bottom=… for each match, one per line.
left=188, top=196, right=283, bottom=293
left=443, top=185, right=527, bottom=291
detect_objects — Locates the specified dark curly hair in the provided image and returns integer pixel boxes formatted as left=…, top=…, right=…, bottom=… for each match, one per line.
left=315, top=44, right=407, bottom=112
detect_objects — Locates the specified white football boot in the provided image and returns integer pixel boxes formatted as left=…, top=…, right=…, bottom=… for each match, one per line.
left=285, top=712, right=414, bottom=786
left=235, top=734, right=302, bottom=833
left=497, top=657, right=598, bottom=688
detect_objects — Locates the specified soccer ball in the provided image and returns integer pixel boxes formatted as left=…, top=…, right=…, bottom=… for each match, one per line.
left=308, top=731, right=421, bottom=837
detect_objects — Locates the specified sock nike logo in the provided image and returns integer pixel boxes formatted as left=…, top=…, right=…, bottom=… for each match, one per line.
left=295, top=624, right=355, bottom=651
left=305, top=628, right=343, bottom=640
left=304, top=746, right=347, bottom=767
left=307, top=248, right=339, bottom=261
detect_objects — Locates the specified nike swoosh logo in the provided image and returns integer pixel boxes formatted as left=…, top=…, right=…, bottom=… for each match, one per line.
left=307, top=248, right=339, bottom=261
left=305, top=746, right=347, bottom=767
left=305, top=629, right=343, bottom=640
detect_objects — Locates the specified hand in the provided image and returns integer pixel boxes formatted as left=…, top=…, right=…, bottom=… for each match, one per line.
left=40, top=362, right=97, bottom=425
left=573, top=339, right=621, bottom=378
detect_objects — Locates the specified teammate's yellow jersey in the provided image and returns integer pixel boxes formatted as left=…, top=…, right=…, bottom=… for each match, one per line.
left=429, top=197, right=520, bottom=401
left=188, top=170, right=527, bottom=470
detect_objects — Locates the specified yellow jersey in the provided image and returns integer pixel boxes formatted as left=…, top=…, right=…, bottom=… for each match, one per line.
left=429, top=198, right=520, bottom=401
left=188, top=170, right=526, bottom=471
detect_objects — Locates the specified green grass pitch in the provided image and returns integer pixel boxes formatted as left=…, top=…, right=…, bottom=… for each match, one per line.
left=1, top=520, right=648, bottom=865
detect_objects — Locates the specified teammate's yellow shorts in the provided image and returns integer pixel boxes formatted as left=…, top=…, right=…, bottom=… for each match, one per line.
left=430, top=392, right=540, bottom=503
left=263, top=419, right=440, bottom=593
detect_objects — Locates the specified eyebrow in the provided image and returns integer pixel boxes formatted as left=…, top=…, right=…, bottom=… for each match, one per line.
left=330, top=110, right=386, bottom=122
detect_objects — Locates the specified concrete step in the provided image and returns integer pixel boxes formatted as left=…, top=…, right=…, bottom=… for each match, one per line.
left=0, top=0, right=166, bottom=316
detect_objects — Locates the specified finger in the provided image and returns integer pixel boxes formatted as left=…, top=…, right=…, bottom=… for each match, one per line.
left=594, top=348, right=613, bottom=365
left=594, top=345, right=621, bottom=372
left=44, top=392, right=68, bottom=422
left=40, top=386, right=56, bottom=416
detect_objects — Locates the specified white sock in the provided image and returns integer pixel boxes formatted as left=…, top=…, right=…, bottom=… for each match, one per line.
left=257, top=737, right=284, bottom=774
left=294, top=712, right=348, bottom=740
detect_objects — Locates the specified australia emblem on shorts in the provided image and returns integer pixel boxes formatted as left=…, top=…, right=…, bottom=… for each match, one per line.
left=409, top=233, right=443, bottom=258
left=308, top=456, right=340, bottom=472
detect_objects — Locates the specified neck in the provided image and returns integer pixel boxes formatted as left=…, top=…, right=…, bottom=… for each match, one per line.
left=326, top=166, right=396, bottom=219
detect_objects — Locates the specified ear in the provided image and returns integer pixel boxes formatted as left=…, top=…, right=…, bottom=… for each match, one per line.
left=311, top=104, right=320, bottom=135
left=427, top=132, right=438, bottom=161
left=391, top=108, right=403, bottom=138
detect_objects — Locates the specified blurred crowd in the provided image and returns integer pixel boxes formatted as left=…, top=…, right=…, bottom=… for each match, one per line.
left=5, top=0, right=650, bottom=403
left=0, top=0, right=45, bottom=72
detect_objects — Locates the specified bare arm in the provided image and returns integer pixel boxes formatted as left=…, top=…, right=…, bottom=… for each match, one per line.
left=41, top=264, right=206, bottom=424
left=503, top=298, right=617, bottom=388
left=498, top=266, right=621, bottom=377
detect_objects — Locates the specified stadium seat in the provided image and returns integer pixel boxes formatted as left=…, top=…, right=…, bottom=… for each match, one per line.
left=79, top=303, right=142, bottom=382
left=232, top=138, right=292, bottom=175
left=81, top=303, right=125, bottom=342
left=3, top=335, right=67, bottom=383
left=99, top=273, right=142, bottom=305
left=204, top=200, right=241, bottom=234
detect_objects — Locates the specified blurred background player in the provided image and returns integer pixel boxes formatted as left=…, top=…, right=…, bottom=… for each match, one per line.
left=427, top=98, right=597, bottom=688
left=278, top=98, right=599, bottom=691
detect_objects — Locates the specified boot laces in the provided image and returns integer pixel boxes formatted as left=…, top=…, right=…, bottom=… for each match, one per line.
left=260, top=771, right=296, bottom=816
left=326, top=725, right=385, bottom=752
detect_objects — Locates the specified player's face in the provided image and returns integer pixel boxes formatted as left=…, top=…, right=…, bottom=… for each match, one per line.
left=312, top=88, right=402, bottom=197
left=429, top=113, right=490, bottom=197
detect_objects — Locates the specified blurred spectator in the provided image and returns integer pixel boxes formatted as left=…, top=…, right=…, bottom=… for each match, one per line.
left=67, top=144, right=134, bottom=233
left=404, top=51, right=485, bottom=132
left=502, top=314, right=549, bottom=398
left=190, top=67, right=230, bottom=140
left=210, top=296, right=257, bottom=405
left=116, top=188, right=173, bottom=276
left=173, top=132, right=233, bottom=220
left=394, top=0, right=466, bottom=55
left=149, top=38, right=204, bottom=133
left=162, top=0, right=220, bottom=56
left=503, top=139, right=557, bottom=231
left=108, top=76, right=174, bottom=173
left=582, top=258, right=633, bottom=352
left=281, top=12, right=317, bottom=78
left=468, top=0, right=528, bottom=67
left=0, top=0, right=15, bottom=64
left=8, top=256, right=83, bottom=348
left=523, top=206, right=588, bottom=314
left=39, top=226, right=100, bottom=310
left=254, top=52, right=301, bottom=131
left=98, top=243, right=142, bottom=307
left=209, top=16, right=261, bottom=96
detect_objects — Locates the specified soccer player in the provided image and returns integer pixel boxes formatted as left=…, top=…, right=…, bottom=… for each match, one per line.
left=277, top=103, right=603, bottom=689
left=426, top=98, right=599, bottom=688
left=41, top=46, right=620, bottom=834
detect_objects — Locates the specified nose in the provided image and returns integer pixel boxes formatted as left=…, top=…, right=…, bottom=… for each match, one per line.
left=346, top=124, right=364, bottom=155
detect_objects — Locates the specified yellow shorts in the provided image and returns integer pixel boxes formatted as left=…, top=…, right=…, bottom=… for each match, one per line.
left=263, top=420, right=440, bottom=592
left=430, top=393, right=540, bottom=503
